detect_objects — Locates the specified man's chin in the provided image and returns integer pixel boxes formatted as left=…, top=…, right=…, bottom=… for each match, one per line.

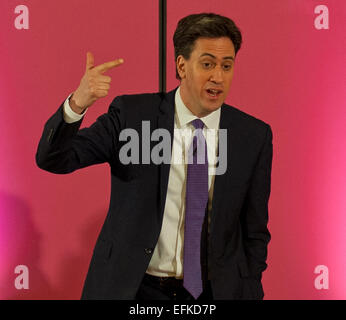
left=202, top=100, right=223, bottom=114
left=198, top=106, right=221, bottom=118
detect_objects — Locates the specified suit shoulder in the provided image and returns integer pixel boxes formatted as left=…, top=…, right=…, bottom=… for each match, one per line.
left=110, top=91, right=163, bottom=113
left=223, top=103, right=271, bottom=132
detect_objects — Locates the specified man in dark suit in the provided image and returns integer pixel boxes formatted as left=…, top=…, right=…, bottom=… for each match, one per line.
left=36, top=13, right=272, bottom=300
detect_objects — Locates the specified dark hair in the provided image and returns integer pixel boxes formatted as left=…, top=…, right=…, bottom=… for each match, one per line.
left=173, top=13, right=242, bottom=80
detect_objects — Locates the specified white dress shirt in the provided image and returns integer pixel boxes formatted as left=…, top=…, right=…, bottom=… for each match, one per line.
left=63, top=87, right=221, bottom=278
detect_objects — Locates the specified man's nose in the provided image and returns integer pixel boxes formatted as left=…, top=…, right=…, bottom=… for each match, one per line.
left=209, top=66, right=224, bottom=83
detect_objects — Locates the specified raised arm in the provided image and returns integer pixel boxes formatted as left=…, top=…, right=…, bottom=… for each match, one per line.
left=35, top=52, right=125, bottom=174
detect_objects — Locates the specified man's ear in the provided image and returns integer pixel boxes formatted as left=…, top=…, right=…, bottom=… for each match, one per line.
left=176, top=55, right=186, bottom=79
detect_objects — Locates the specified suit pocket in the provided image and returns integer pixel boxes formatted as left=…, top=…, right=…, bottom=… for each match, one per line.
left=237, top=260, right=264, bottom=299
left=237, top=259, right=250, bottom=278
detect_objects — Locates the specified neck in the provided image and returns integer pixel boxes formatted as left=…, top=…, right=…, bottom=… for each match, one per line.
left=179, top=84, right=210, bottom=118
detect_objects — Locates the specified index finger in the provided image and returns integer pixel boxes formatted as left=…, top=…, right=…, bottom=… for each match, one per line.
left=93, top=58, right=124, bottom=74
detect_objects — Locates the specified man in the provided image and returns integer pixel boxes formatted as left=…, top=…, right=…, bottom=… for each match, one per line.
left=36, top=13, right=273, bottom=300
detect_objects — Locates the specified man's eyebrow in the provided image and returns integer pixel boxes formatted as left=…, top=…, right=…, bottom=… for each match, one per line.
left=200, top=53, right=234, bottom=60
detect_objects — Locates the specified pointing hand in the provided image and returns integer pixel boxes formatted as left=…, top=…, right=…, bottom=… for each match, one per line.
left=70, top=52, right=124, bottom=113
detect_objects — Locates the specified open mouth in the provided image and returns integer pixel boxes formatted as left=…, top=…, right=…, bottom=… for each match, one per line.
left=206, top=88, right=222, bottom=98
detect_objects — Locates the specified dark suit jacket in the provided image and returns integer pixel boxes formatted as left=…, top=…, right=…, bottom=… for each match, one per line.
left=36, top=87, right=273, bottom=300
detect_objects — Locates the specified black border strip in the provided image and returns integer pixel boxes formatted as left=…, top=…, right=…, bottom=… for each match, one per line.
left=159, top=0, right=167, bottom=93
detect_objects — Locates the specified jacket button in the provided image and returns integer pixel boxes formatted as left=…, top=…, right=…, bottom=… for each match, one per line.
left=144, top=248, right=153, bottom=255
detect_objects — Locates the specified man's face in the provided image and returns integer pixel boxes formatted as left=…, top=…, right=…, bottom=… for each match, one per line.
left=177, top=37, right=236, bottom=117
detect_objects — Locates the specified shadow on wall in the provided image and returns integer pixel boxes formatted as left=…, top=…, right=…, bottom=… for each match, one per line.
left=0, top=190, right=107, bottom=299
left=54, top=209, right=106, bottom=299
left=0, top=190, right=55, bottom=299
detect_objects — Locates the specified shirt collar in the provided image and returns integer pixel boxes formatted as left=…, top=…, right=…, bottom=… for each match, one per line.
left=174, top=86, right=221, bottom=130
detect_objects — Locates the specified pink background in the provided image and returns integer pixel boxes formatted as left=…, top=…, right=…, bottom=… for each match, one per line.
left=1, top=0, right=345, bottom=299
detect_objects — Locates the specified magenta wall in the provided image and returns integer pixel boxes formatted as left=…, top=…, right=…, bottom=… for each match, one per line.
left=0, top=0, right=159, bottom=299
left=1, top=0, right=345, bottom=299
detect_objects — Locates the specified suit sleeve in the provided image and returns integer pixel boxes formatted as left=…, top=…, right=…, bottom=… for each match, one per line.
left=35, top=96, right=124, bottom=174
left=241, top=124, right=273, bottom=280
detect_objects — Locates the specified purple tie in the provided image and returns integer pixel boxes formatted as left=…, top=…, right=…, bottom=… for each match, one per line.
left=183, top=119, right=208, bottom=299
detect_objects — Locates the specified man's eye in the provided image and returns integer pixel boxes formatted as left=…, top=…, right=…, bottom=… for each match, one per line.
left=203, top=62, right=212, bottom=68
left=223, top=65, right=232, bottom=70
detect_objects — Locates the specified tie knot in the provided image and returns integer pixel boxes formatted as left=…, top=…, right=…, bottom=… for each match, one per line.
left=191, top=119, right=204, bottom=130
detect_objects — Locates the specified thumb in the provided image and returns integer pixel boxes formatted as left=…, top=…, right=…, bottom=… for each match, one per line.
left=86, top=52, right=94, bottom=71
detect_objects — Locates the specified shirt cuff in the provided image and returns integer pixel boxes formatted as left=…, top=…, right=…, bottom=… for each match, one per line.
left=63, top=93, right=87, bottom=123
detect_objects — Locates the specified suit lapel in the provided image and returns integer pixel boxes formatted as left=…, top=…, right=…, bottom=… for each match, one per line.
left=157, top=88, right=177, bottom=219
left=209, top=104, right=233, bottom=237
